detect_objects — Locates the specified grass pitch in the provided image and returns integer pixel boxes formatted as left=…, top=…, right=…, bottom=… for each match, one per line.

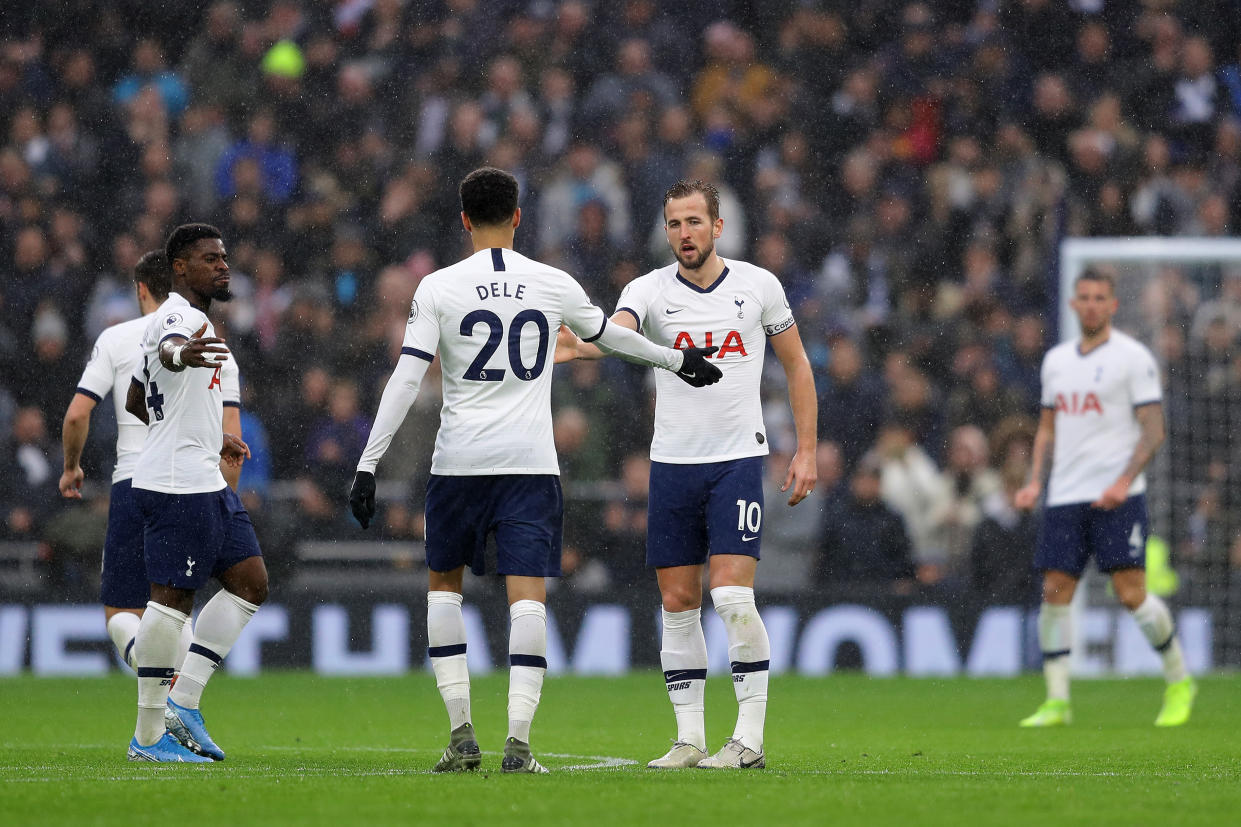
left=2, top=672, right=1238, bottom=826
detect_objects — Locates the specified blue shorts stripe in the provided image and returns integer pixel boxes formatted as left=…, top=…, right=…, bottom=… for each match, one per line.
left=510, top=654, right=548, bottom=669
left=189, top=643, right=223, bottom=665
left=731, top=660, right=770, bottom=674
left=428, top=643, right=467, bottom=658
left=136, top=667, right=175, bottom=679
left=664, top=668, right=708, bottom=683
left=401, top=346, right=434, bottom=362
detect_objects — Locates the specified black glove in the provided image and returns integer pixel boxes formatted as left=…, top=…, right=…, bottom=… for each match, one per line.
left=675, top=346, right=722, bottom=387
left=349, top=470, right=376, bottom=529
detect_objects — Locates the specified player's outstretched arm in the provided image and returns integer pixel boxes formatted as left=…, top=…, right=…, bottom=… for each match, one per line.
left=1094, top=402, right=1165, bottom=510
left=1015, top=408, right=1055, bottom=510
left=59, top=392, right=97, bottom=499
left=351, top=350, right=434, bottom=527
left=771, top=325, right=818, bottom=505
left=159, top=323, right=230, bottom=372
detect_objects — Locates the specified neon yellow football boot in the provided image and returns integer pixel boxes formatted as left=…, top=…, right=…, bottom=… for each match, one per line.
left=1019, top=698, right=1072, bottom=727
left=1154, top=676, right=1197, bottom=727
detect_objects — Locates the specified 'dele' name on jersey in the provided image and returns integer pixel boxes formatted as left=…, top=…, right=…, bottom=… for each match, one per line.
left=672, top=329, right=747, bottom=357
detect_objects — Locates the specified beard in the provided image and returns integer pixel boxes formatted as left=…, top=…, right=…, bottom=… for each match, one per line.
left=210, top=284, right=233, bottom=301
left=675, top=237, right=714, bottom=270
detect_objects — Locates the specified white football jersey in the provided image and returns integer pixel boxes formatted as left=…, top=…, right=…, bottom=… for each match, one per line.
left=403, top=247, right=614, bottom=475
left=76, top=315, right=152, bottom=484
left=130, top=293, right=240, bottom=494
left=617, top=259, right=795, bottom=463
left=1040, top=329, right=1162, bottom=506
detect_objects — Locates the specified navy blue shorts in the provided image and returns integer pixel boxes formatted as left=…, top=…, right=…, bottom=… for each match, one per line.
left=424, top=474, right=563, bottom=577
left=1035, top=494, right=1149, bottom=577
left=647, top=457, right=765, bottom=568
left=133, top=486, right=262, bottom=590
left=100, top=479, right=149, bottom=609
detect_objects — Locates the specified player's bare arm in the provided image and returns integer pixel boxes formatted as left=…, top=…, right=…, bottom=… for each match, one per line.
left=1093, top=402, right=1165, bottom=510
left=59, top=392, right=98, bottom=498
left=220, top=406, right=246, bottom=489
left=1015, top=408, right=1055, bottom=510
left=769, top=324, right=817, bottom=505
left=159, top=322, right=230, bottom=372
left=125, top=377, right=149, bottom=425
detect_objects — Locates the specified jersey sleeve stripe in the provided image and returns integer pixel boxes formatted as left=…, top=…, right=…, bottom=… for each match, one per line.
left=222, top=400, right=241, bottom=408
left=401, top=346, right=435, bottom=362
left=616, top=306, right=642, bottom=331
left=491, top=248, right=505, bottom=271
left=75, top=387, right=103, bottom=403
left=158, top=332, right=187, bottom=345
left=582, top=317, right=607, bottom=343
left=1133, top=399, right=1162, bottom=409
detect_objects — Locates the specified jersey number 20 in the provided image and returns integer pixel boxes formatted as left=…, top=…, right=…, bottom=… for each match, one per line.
left=460, top=309, right=549, bottom=382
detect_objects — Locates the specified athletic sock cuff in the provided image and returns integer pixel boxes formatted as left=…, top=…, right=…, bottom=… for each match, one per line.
left=145, top=601, right=189, bottom=624
left=510, top=599, right=546, bottom=621
left=428, top=590, right=464, bottom=607
left=223, top=590, right=260, bottom=616
left=710, top=586, right=755, bottom=608
left=661, top=607, right=701, bottom=630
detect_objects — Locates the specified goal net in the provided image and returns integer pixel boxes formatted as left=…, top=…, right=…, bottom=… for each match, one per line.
left=1060, top=238, right=1241, bottom=670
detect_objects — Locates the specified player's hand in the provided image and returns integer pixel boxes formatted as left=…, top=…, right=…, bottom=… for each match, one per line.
left=674, top=346, right=722, bottom=387
left=553, top=325, right=580, bottom=363
left=1092, top=479, right=1130, bottom=510
left=220, top=433, right=251, bottom=465
left=782, top=449, right=817, bottom=506
left=1013, top=481, right=1041, bottom=511
left=350, top=470, right=377, bottom=529
left=59, top=467, right=84, bottom=499
left=180, top=323, right=230, bottom=368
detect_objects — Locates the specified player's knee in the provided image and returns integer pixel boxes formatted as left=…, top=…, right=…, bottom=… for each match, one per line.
left=1116, top=584, right=1146, bottom=610
left=661, top=584, right=701, bottom=613
left=1041, top=575, right=1075, bottom=604
left=233, top=575, right=268, bottom=606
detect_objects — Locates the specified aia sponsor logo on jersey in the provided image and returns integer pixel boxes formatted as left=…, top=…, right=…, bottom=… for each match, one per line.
left=208, top=366, right=222, bottom=390
left=672, top=330, right=747, bottom=357
left=1054, top=391, right=1103, bottom=415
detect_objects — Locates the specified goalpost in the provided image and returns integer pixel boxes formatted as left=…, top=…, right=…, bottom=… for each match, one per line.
left=1059, top=238, right=1241, bottom=670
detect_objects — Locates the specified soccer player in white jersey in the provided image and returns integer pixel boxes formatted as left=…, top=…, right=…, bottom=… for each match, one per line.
left=347, top=167, right=720, bottom=774
left=557, top=180, right=818, bottom=769
left=59, top=251, right=243, bottom=677
left=122, top=223, right=267, bottom=763
left=1015, top=270, right=1195, bottom=728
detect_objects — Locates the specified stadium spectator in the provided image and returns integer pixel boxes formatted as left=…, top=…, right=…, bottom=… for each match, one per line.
left=816, top=453, right=916, bottom=591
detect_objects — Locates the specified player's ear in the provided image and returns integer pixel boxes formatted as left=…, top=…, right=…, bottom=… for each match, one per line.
left=713, top=218, right=723, bottom=238
left=460, top=211, right=472, bottom=233
left=512, top=207, right=521, bottom=230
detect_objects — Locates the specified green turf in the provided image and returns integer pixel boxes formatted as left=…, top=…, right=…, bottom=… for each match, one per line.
left=2, top=672, right=1238, bottom=826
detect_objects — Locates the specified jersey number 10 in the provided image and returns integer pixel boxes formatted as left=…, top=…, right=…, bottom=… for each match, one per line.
left=460, top=308, right=550, bottom=382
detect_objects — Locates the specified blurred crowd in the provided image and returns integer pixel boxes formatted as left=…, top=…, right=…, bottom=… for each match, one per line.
left=2, top=0, right=1241, bottom=603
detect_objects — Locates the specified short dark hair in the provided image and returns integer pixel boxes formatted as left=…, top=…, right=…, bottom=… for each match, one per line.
left=459, top=167, right=519, bottom=227
left=133, top=249, right=171, bottom=300
left=165, top=222, right=223, bottom=264
left=1075, top=268, right=1115, bottom=294
left=663, top=179, right=720, bottom=222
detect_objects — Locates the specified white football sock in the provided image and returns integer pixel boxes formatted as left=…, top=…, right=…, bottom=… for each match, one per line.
left=1131, top=594, right=1188, bottom=683
left=660, top=607, right=708, bottom=751
left=428, top=591, right=471, bottom=730
left=1038, top=602, right=1073, bottom=702
left=106, top=612, right=141, bottom=671
left=712, top=586, right=770, bottom=753
left=134, top=601, right=188, bottom=745
left=176, top=613, right=194, bottom=672
left=507, top=599, right=547, bottom=743
left=169, top=590, right=258, bottom=710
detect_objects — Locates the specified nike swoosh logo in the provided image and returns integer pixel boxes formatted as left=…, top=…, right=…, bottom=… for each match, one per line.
left=741, top=535, right=758, bottom=542
left=682, top=371, right=695, bottom=378
left=665, top=308, right=684, bottom=314
left=740, top=755, right=763, bottom=768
